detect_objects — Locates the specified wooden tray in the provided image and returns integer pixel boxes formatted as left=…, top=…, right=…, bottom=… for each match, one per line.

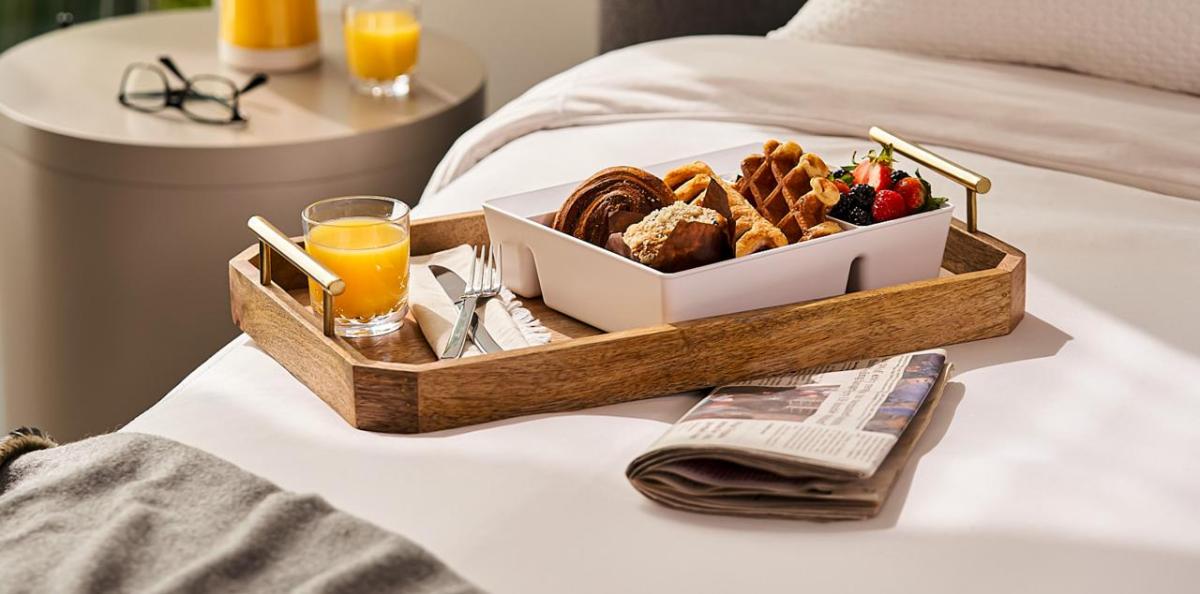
left=230, top=210, right=1023, bottom=433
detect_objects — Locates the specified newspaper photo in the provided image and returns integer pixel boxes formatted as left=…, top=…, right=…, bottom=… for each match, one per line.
left=626, top=350, right=950, bottom=521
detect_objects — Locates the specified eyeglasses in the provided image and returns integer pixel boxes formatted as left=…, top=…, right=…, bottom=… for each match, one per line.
left=118, top=56, right=268, bottom=124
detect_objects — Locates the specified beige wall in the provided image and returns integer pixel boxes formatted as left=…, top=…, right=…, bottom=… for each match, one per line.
left=322, top=0, right=600, bottom=113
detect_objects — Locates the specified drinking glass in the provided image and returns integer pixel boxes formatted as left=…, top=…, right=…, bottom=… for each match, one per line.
left=343, top=0, right=421, bottom=98
left=302, top=196, right=410, bottom=337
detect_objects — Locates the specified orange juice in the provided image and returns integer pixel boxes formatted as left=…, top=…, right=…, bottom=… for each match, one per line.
left=344, top=10, right=421, bottom=81
left=218, top=0, right=320, bottom=71
left=220, top=0, right=319, bottom=49
left=306, top=217, right=410, bottom=321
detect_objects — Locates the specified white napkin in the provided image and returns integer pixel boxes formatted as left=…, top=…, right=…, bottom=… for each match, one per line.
left=410, top=245, right=551, bottom=358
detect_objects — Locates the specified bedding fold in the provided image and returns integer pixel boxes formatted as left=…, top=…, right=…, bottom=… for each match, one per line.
left=423, top=36, right=1200, bottom=202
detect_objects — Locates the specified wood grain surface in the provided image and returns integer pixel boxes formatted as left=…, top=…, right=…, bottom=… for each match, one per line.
left=229, top=211, right=1025, bottom=433
left=230, top=251, right=361, bottom=426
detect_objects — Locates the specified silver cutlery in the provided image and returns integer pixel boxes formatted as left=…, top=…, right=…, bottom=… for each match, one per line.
left=440, top=244, right=502, bottom=359
left=430, top=264, right=504, bottom=354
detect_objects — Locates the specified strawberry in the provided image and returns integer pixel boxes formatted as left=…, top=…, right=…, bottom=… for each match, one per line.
left=851, top=144, right=895, bottom=192
left=895, top=177, right=927, bottom=212
left=872, top=189, right=907, bottom=222
left=832, top=179, right=851, bottom=194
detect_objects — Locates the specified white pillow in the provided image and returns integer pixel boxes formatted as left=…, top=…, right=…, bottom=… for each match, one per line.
left=770, top=0, right=1200, bottom=96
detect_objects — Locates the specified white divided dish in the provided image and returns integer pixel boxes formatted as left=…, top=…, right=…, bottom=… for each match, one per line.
left=482, top=144, right=954, bottom=332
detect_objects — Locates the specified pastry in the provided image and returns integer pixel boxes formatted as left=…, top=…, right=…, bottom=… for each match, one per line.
left=555, top=147, right=846, bottom=273
left=663, top=161, right=715, bottom=203
left=622, top=202, right=731, bottom=272
left=802, top=220, right=843, bottom=241
left=736, top=140, right=841, bottom=242
left=691, top=177, right=736, bottom=247
left=663, top=161, right=788, bottom=257
left=553, top=166, right=674, bottom=247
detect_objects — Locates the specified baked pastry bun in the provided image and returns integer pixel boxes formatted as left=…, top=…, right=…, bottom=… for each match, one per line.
left=553, top=166, right=674, bottom=247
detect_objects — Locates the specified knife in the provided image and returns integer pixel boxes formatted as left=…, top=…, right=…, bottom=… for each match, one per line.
left=430, top=265, right=505, bottom=354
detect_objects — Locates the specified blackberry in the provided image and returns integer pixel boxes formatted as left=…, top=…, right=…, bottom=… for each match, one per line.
left=832, top=184, right=876, bottom=225
left=844, top=205, right=873, bottom=226
left=845, top=184, right=875, bottom=208
left=891, top=170, right=910, bottom=185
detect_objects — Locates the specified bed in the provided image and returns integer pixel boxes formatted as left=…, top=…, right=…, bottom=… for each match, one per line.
left=123, top=13, right=1200, bottom=594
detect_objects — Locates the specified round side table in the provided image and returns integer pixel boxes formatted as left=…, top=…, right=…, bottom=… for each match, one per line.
left=0, top=9, right=485, bottom=439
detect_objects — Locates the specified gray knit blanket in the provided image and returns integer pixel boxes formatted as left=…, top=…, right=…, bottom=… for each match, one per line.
left=0, top=428, right=482, bottom=594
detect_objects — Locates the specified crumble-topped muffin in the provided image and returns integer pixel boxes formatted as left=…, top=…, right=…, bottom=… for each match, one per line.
left=623, top=202, right=724, bottom=267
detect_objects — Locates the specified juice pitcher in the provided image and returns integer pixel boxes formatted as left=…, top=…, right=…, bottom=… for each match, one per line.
left=218, top=0, right=320, bottom=72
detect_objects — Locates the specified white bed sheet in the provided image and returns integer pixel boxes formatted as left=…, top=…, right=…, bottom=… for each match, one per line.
left=126, top=121, right=1200, bottom=593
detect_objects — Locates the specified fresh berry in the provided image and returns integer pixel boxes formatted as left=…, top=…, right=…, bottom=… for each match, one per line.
left=846, top=184, right=876, bottom=211
left=832, top=179, right=851, bottom=194
left=831, top=183, right=875, bottom=223
left=891, top=169, right=910, bottom=185
left=871, top=189, right=907, bottom=222
left=895, top=177, right=927, bottom=212
left=839, top=184, right=873, bottom=213
left=851, top=144, right=895, bottom=192
left=843, top=206, right=873, bottom=226
left=829, top=167, right=854, bottom=184
left=846, top=183, right=875, bottom=207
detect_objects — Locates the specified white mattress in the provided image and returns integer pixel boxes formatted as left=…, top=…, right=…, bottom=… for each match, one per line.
left=126, top=118, right=1200, bottom=593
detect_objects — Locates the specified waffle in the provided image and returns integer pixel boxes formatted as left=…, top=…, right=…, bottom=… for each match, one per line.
left=735, top=140, right=837, bottom=242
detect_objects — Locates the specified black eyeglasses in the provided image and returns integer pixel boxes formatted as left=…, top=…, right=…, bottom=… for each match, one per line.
left=118, top=56, right=268, bottom=125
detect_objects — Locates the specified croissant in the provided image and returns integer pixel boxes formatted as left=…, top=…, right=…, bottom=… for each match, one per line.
left=553, top=167, right=674, bottom=247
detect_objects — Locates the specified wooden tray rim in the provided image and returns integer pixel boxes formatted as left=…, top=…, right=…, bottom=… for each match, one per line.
left=230, top=211, right=1024, bottom=375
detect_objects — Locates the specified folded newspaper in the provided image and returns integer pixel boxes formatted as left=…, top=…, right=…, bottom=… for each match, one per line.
left=626, top=350, right=950, bottom=521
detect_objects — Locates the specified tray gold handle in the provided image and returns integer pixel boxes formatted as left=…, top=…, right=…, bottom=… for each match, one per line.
left=247, top=216, right=345, bottom=337
left=869, top=127, right=992, bottom=233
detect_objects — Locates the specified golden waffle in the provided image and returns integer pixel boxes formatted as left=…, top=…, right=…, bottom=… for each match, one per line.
left=738, top=141, right=798, bottom=222
left=735, top=141, right=836, bottom=242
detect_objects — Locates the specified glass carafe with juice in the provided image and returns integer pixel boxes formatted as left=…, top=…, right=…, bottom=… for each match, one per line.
left=219, top=0, right=320, bottom=72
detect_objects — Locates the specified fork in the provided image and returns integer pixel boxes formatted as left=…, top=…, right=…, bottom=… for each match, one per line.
left=441, top=244, right=503, bottom=359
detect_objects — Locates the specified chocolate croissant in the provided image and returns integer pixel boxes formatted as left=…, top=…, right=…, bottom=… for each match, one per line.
left=553, top=167, right=675, bottom=247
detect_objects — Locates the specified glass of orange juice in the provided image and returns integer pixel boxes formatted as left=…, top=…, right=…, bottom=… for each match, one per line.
left=343, top=0, right=421, bottom=98
left=303, top=196, right=410, bottom=337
